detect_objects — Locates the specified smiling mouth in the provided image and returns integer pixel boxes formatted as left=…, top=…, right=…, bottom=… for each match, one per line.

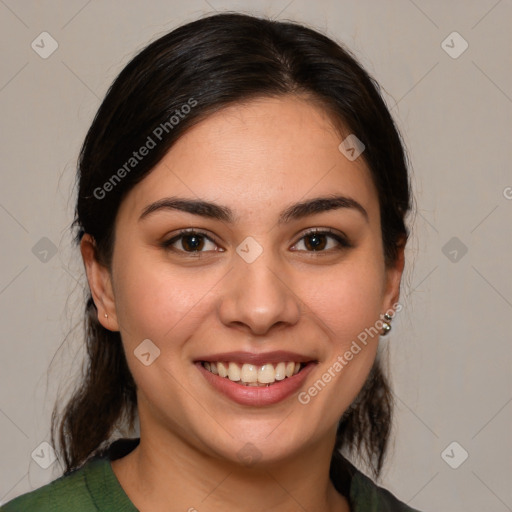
left=201, top=361, right=309, bottom=387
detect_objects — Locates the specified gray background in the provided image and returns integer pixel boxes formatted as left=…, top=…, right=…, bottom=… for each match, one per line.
left=1, top=1, right=511, bottom=511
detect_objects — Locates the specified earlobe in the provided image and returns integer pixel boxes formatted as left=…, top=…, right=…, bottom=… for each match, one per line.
left=383, top=242, right=406, bottom=313
left=80, top=234, right=119, bottom=331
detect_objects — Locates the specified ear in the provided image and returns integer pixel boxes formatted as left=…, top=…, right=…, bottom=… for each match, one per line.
left=381, top=240, right=406, bottom=313
left=80, top=234, right=119, bottom=331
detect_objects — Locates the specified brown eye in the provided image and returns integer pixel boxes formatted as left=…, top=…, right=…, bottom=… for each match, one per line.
left=303, top=232, right=328, bottom=251
left=162, top=230, right=220, bottom=253
left=181, top=234, right=206, bottom=251
left=292, top=229, right=351, bottom=252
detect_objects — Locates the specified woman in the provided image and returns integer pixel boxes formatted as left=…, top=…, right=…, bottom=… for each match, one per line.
left=1, top=12, right=420, bottom=512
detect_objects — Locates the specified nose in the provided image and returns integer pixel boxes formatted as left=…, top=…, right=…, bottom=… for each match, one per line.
left=217, top=250, right=301, bottom=336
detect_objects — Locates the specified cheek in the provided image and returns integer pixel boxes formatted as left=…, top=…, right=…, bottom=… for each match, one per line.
left=112, top=257, right=218, bottom=410
left=296, top=254, right=384, bottom=403
left=295, top=265, right=383, bottom=425
left=302, top=258, right=385, bottom=342
left=112, top=252, right=216, bottom=347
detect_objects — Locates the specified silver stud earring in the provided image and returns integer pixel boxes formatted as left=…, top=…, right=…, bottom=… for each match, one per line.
left=381, top=313, right=392, bottom=336
left=104, top=313, right=108, bottom=318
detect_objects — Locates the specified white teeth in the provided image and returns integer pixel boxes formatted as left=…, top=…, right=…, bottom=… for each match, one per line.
left=275, top=362, right=286, bottom=380
left=240, top=363, right=258, bottom=383
left=203, top=360, right=304, bottom=385
left=258, top=364, right=275, bottom=384
left=217, top=362, right=228, bottom=378
left=228, top=362, right=241, bottom=381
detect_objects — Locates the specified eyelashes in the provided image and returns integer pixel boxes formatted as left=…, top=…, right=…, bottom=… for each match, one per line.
left=161, top=227, right=352, bottom=256
left=161, top=229, right=220, bottom=254
left=291, top=228, right=352, bottom=252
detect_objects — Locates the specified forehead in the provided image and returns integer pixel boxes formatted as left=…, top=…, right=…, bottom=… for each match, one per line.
left=117, top=95, right=379, bottom=226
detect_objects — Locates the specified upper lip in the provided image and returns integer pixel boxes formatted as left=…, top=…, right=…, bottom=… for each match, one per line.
left=195, top=351, right=316, bottom=366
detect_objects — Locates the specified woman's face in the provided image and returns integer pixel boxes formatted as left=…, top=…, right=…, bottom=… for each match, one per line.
left=85, top=95, right=403, bottom=465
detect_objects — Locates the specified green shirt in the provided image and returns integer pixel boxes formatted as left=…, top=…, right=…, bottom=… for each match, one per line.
left=1, top=439, right=421, bottom=511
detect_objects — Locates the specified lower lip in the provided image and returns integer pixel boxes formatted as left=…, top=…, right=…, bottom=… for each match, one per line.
left=196, top=362, right=316, bottom=406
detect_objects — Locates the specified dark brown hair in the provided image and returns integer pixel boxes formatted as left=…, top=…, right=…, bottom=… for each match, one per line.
left=52, top=12, right=411, bottom=481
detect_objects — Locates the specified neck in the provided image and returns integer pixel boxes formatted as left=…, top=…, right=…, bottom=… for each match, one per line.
left=111, top=425, right=351, bottom=512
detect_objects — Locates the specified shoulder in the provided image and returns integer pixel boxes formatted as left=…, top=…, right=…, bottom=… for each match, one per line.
left=350, top=468, right=423, bottom=512
left=0, top=458, right=106, bottom=512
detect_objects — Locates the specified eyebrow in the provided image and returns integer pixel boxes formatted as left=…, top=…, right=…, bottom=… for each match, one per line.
left=138, top=194, right=369, bottom=224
